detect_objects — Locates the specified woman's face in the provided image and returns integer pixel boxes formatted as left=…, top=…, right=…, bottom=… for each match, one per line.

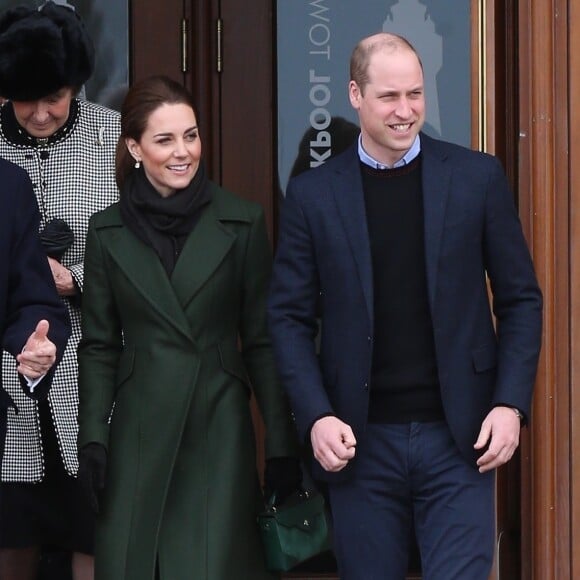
left=126, top=102, right=201, bottom=197
left=11, top=88, right=74, bottom=138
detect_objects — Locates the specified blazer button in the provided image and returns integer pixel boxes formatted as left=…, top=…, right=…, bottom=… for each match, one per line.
left=363, top=382, right=368, bottom=391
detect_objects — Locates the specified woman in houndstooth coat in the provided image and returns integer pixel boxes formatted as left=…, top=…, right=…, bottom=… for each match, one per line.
left=0, top=3, right=119, bottom=578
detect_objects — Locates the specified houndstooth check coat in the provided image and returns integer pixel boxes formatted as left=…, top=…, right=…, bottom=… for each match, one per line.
left=0, top=99, right=120, bottom=482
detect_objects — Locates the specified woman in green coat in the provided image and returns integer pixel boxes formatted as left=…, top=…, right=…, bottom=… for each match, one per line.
left=76, top=76, right=300, bottom=580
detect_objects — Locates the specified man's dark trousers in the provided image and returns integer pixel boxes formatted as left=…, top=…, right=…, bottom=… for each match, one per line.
left=327, top=422, right=495, bottom=580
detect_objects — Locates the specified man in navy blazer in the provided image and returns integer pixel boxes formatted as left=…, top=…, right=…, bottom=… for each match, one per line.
left=0, top=157, right=69, bottom=464
left=268, top=33, right=542, bottom=579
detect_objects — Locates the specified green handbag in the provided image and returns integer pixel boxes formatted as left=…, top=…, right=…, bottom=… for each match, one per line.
left=257, top=489, right=331, bottom=572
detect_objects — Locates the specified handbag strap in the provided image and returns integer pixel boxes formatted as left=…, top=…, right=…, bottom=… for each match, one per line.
left=266, top=489, right=311, bottom=511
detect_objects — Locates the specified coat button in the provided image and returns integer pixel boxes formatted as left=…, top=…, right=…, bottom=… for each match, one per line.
left=363, top=382, right=368, bottom=391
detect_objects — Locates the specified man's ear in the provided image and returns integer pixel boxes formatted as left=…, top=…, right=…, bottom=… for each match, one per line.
left=349, top=80, right=362, bottom=109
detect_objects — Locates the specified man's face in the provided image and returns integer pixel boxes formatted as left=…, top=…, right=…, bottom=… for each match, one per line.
left=349, top=47, right=425, bottom=167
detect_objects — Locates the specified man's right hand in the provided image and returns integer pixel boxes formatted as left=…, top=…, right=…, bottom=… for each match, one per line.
left=311, top=415, right=357, bottom=472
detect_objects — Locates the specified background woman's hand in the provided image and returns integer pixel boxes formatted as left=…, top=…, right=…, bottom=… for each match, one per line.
left=48, top=256, right=76, bottom=296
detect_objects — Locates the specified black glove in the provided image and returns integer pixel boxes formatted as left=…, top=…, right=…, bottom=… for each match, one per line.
left=264, top=457, right=303, bottom=505
left=77, top=442, right=107, bottom=514
left=39, top=218, right=74, bottom=260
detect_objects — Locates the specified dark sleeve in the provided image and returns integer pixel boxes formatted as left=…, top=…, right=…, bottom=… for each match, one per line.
left=77, top=217, right=123, bottom=450
left=267, top=183, right=334, bottom=442
left=2, top=165, right=70, bottom=401
left=482, top=156, right=543, bottom=417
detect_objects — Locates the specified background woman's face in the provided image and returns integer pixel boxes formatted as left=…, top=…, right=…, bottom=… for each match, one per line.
left=127, top=102, right=201, bottom=197
left=12, top=88, right=74, bottom=139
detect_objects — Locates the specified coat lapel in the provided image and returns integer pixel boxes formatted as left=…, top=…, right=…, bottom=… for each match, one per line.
left=420, top=134, right=452, bottom=309
left=103, top=217, right=194, bottom=342
left=331, top=149, right=373, bottom=323
left=170, top=197, right=236, bottom=310
left=97, top=192, right=237, bottom=342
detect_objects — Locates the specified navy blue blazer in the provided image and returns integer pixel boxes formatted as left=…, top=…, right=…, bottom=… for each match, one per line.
left=0, top=158, right=70, bottom=458
left=268, top=133, right=542, bottom=481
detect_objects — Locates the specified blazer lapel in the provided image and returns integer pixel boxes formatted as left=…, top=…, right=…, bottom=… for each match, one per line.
left=421, top=134, right=452, bottom=309
left=331, top=149, right=373, bottom=323
left=170, top=197, right=236, bottom=310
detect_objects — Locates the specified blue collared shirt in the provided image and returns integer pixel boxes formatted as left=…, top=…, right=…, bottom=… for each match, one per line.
left=357, top=134, right=421, bottom=169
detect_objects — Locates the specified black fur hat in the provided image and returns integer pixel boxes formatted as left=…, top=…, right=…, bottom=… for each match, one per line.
left=0, top=1, right=94, bottom=101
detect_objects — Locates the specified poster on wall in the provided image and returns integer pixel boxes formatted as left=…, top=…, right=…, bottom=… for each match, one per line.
left=276, top=0, right=472, bottom=193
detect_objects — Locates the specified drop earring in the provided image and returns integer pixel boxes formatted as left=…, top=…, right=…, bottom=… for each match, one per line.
left=134, top=159, right=141, bottom=169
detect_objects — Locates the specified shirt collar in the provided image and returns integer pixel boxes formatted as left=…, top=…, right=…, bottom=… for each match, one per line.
left=357, top=133, right=421, bottom=169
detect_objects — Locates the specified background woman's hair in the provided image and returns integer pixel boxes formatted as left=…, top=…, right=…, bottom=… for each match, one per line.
left=115, top=75, right=198, bottom=189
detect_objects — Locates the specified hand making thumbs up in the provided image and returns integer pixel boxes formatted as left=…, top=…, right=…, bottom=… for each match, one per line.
left=16, top=320, right=57, bottom=379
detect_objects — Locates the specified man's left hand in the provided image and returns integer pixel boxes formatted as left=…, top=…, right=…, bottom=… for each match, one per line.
left=474, top=406, right=521, bottom=473
left=16, top=320, right=57, bottom=379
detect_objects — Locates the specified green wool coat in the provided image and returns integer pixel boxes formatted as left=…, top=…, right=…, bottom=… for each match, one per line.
left=77, top=184, right=298, bottom=580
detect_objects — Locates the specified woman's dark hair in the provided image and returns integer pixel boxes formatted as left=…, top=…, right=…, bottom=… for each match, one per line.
left=115, top=75, right=199, bottom=189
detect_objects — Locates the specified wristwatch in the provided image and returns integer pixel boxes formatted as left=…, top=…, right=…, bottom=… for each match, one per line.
left=512, top=407, right=524, bottom=421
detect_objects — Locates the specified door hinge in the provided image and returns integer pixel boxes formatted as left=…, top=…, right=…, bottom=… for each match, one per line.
left=181, top=18, right=188, bottom=73
left=216, top=18, right=223, bottom=73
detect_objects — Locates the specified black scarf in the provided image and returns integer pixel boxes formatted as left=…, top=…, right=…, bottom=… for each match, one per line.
left=119, top=161, right=211, bottom=275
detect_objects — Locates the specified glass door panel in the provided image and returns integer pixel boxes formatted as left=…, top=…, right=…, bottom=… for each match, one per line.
left=276, top=0, right=471, bottom=192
